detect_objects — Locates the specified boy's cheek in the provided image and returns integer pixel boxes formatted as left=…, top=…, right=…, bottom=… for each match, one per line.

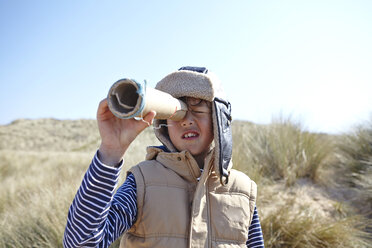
left=167, top=119, right=178, bottom=127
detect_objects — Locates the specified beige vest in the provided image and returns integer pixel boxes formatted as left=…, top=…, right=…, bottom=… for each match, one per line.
left=120, top=147, right=257, bottom=248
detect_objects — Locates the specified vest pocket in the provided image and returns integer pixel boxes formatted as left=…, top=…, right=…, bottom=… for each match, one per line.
left=209, top=192, right=250, bottom=243
left=142, top=185, right=190, bottom=236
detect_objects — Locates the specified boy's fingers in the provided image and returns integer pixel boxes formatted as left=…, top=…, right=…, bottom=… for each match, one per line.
left=97, top=99, right=109, bottom=116
left=98, top=99, right=108, bottom=109
left=142, top=111, right=156, bottom=126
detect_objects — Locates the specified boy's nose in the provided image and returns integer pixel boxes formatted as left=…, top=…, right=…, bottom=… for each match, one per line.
left=181, top=111, right=195, bottom=127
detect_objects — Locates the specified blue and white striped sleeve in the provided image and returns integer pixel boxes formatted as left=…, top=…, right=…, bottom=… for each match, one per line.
left=63, top=152, right=138, bottom=248
left=246, top=206, right=265, bottom=248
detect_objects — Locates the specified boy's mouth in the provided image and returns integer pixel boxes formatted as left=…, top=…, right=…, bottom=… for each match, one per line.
left=182, top=131, right=199, bottom=139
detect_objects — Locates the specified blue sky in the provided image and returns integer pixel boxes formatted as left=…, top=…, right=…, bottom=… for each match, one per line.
left=1, top=0, right=371, bottom=133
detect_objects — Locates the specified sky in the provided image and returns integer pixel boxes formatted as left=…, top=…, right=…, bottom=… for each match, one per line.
left=1, top=0, right=371, bottom=134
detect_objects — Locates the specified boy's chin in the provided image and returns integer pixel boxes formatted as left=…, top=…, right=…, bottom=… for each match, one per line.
left=189, top=150, right=208, bottom=158
left=187, top=147, right=212, bottom=157
left=176, top=145, right=211, bottom=158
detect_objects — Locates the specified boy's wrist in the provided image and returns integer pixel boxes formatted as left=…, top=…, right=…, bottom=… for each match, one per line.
left=98, top=145, right=125, bottom=167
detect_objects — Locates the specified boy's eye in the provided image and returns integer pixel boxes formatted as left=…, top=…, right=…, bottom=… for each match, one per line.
left=190, top=109, right=211, bottom=115
left=186, top=98, right=203, bottom=106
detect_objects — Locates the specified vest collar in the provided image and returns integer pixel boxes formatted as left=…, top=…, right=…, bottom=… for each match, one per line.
left=145, top=146, right=214, bottom=183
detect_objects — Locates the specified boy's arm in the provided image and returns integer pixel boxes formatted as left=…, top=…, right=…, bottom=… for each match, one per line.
left=63, top=99, right=155, bottom=247
left=246, top=206, right=265, bottom=248
left=63, top=153, right=137, bottom=248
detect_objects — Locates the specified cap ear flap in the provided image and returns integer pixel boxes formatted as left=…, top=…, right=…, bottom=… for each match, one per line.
left=212, top=97, right=233, bottom=185
left=153, top=119, right=178, bottom=152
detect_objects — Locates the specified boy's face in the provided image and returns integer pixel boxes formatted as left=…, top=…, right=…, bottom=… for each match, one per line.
left=167, top=97, right=213, bottom=159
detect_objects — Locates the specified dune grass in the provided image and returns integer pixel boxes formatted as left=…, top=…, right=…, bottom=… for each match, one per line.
left=232, top=117, right=333, bottom=186
left=232, top=117, right=371, bottom=247
left=260, top=197, right=370, bottom=248
left=0, top=121, right=159, bottom=248
left=335, top=117, right=372, bottom=224
left=0, top=151, right=90, bottom=247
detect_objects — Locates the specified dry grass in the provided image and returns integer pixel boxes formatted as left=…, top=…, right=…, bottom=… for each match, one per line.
left=232, top=117, right=333, bottom=186
left=0, top=150, right=90, bottom=247
left=232, top=116, right=371, bottom=247
left=258, top=181, right=371, bottom=248
left=334, top=117, right=372, bottom=221
left=0, top=119, right=159, bottom=247
left=261, top=197, right=370, bottom=248
left=0, top=118, right=371, bottom=247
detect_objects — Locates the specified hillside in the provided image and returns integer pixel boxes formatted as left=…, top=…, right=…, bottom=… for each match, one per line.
left=0, top=118, right=161, bottom=154
left=0, top=119, right=100, bottom=152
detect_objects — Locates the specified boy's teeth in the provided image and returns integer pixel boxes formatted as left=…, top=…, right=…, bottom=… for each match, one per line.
left=184, top=133, right=196, bottom=138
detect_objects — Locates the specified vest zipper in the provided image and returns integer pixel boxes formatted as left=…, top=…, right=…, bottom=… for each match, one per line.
left=205, top=176, right=212, bottom=248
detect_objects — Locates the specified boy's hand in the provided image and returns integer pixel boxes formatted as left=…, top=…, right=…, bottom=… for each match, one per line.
left=96, top=99, right=156, bottom=166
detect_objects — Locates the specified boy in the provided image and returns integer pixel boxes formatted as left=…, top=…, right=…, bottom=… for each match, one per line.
left=63, top=67, right=264, bottom=248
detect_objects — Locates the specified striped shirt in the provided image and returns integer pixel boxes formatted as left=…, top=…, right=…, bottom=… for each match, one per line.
left=63, top=152, right=264, bottom=247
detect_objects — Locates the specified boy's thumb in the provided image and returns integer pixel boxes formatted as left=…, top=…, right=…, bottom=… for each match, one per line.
left=143, top=111, right=156, bottom=126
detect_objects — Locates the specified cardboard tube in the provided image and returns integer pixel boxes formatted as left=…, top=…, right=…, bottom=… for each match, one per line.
left=107, top=79, right=187, bottom=121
